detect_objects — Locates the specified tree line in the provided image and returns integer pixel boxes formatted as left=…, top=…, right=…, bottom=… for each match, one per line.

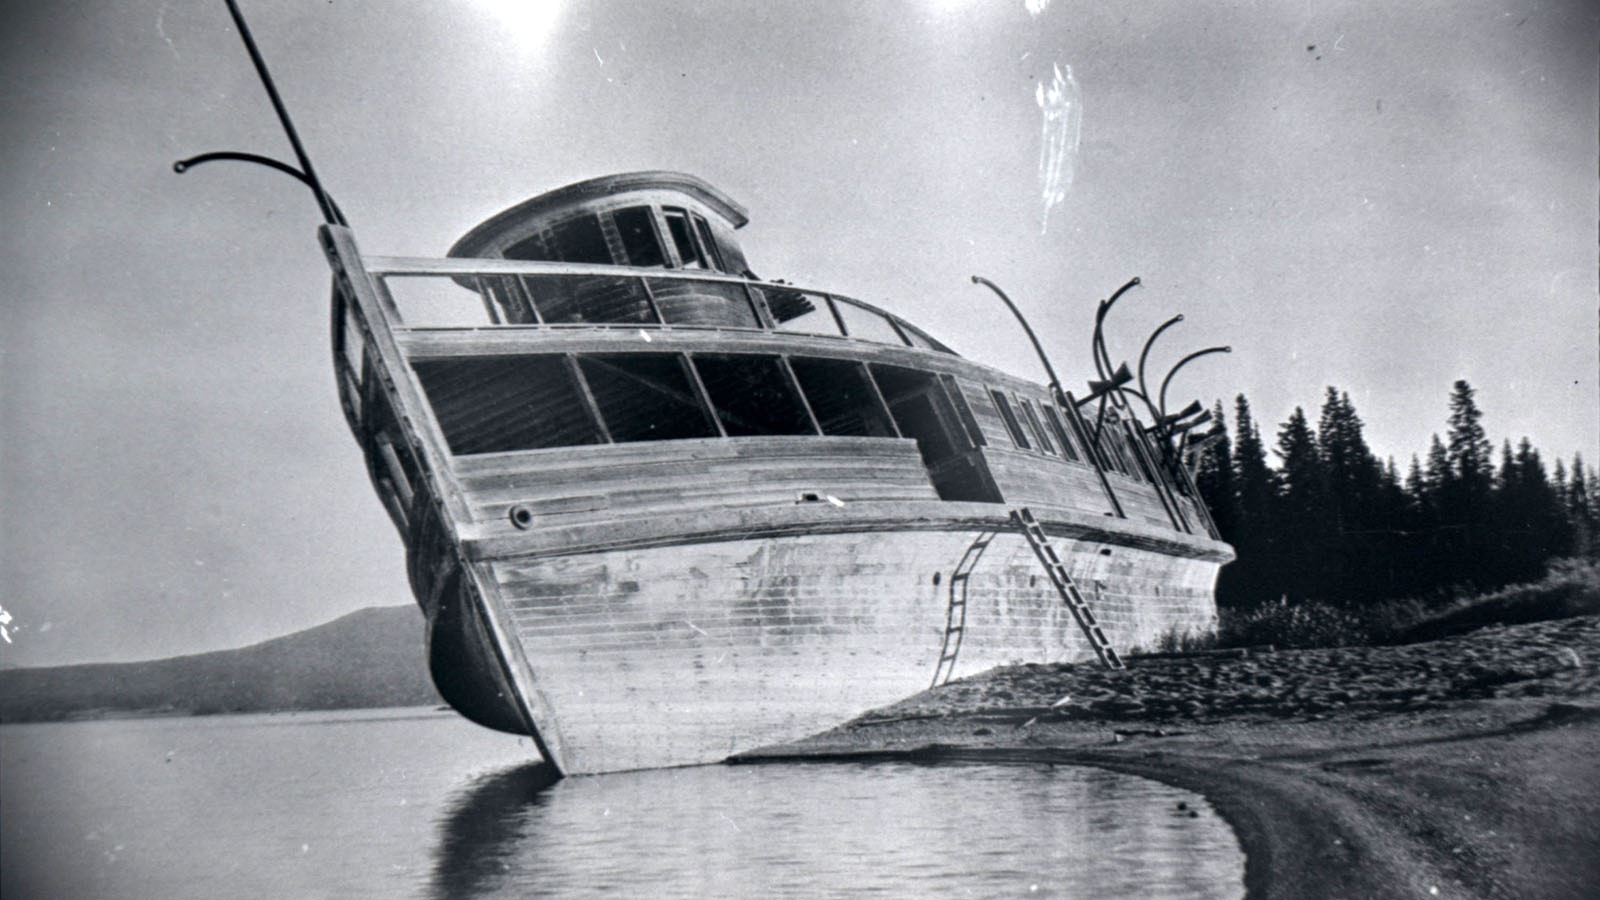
left=1191, top=379, right=1595, bottom=610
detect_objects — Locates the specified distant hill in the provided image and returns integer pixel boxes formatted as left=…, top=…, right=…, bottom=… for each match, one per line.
left=0, top=606, right=441, bottom=723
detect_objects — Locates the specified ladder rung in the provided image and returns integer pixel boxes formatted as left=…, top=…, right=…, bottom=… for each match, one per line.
left=1011, top=506, right=1124, bottom=671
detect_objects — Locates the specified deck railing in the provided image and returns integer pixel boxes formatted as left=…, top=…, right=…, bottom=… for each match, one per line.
left=364, top=256, right=953, bottom=354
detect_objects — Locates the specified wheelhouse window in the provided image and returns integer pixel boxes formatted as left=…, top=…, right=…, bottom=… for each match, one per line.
left=613, top=206, right=666, bottom=268
left=552, top=215, right=613, bottom=264
left=663, top=208, right=707, bottom=269
left=502, top=213, right=613, bottom=265
left=692, top=214, right=726, bottom=270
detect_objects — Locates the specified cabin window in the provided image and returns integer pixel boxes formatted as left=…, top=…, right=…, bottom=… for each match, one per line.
left=989, top=390, right=1031, bottom=450
left=789, top=357, right=898, bottom=438
left=834, top=299, right=907, bottom=346
left=1122, top=423, right=1160, bottom=484
left=871, top=365, right=958, bottom=463
left=766, top=287, right=845, bottom=337
left=412, top=356, right=602, bottom=454
left=1097, top=424, right=1138, bottom=478
left=691, top=355, right=815, bottom=436
left=647, top=279, right=761, bottom=328
left=339, top=303, right=366, bottom=376
left=1020, top=399, right=1057, bottom=455
left=479, top=275, right=539, bottom=324
left=872, top=364, right=1002, bottom=503
left=1062, top=402, right=1103, bottom=469
left=382, top=275, right=493, bottom=328
left=553, top=215, right=613, bottom=264
left=526, top=275, right=658, bottom=325
left=614, top=206, right=666, bottom=268
left=663, top=208, right=706, bottom=269
left=376, top=436, right=418, bottom=510
left=577, top=354, right=718, bottom=442
left=1042, top=404, right=1080, bottom=462
left=938, top=375, right=986, bottom=448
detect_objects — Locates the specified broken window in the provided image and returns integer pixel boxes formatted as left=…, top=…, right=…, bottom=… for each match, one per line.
left=692, top=214, right=726, bottom=271
left=411, top=356, right=601, bottom=455
left=647, top=278, right=761, bottom=328
left=381, top=275, right=491, bottom=328
left=663, top=208, right=706, bottom=269
left=577, top=354, right=718, bottom=442
left=989, top=390, right=1031, bottom=450
left=548, top=215, right=613, bottom=264
left=764, top=287, right=844, bottom=337
left=835, top=298, right=906, bottom=346
left=691, top=354, right=815, bottom=436
left=938, top=375, right=986, bottom=448
left=1020, top=399, right=1057, bottom=455
left=1042, top=404, right=1081, bottom=462
left=789, top=357, right=897, bottom=437
left=613, top=206, right=666, bottom=268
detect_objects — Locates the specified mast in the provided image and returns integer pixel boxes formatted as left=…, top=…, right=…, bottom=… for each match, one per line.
left=174, top=0, right=345, bottom=226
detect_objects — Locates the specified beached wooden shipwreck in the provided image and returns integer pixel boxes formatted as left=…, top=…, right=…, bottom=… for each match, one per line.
left=182, top=2, right=1233, bottom=776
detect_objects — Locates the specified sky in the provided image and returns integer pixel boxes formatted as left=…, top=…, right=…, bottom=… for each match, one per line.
left=2, top=0, right=1595, bottom=666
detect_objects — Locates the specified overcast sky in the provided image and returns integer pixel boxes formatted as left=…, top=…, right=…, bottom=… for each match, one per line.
left=2, top=0, right=1595, bottom=666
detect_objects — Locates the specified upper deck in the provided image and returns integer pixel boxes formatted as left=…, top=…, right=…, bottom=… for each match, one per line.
left=321, top=172, right=1227, bottom=567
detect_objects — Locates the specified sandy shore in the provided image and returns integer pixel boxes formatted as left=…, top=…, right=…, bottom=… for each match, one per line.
left=737, top=614, right=1600, bottom=899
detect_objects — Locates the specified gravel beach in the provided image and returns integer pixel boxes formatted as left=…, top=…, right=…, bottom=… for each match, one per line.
left=738, top=614, right=1600, bottom=899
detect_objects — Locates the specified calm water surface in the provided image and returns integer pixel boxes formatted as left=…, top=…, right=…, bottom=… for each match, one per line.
left=1, top=710, right=1243, bottom=898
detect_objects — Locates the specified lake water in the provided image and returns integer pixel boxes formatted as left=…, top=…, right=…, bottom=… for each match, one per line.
left=1, top=709, right=1244, bottom=898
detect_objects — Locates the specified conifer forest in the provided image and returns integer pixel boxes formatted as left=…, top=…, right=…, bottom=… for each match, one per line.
left=1192, top=380, right=1596, bottom=613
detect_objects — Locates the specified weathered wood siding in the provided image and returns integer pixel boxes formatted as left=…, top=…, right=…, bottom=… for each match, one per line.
left=980, top=447, right=1117, bottom=516
left=477, top=526, right=1220, bottom=773
left=451, top=436, right=938, bottom=536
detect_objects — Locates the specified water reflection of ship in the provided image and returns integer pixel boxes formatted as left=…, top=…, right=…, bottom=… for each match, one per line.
left=429, top=763, right=560, bottom=900
left=182, top=2, right=1233, bottom=777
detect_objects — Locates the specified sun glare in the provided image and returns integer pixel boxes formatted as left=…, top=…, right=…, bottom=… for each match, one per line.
left=476, top=0, right=562, bottom=49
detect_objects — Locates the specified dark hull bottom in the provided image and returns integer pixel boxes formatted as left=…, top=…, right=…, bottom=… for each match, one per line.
left=427, top=576, right=529, bottom=736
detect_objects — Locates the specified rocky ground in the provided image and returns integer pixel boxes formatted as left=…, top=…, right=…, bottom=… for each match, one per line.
left=739, top=614, right=1600, bottom=899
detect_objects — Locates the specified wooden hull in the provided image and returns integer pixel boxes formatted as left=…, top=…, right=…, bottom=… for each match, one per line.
left=316, top=215, right=1235, bottom=776
left=445, top=518, right=1220, bottom=774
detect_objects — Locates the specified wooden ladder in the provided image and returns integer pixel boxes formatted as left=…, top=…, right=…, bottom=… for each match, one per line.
left=1011, top=507, right=1125, bottom=670
left=931, top=529, right=996, bottom=687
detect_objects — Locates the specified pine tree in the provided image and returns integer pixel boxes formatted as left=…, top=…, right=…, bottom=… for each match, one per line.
left=1417, top=435, right=1453, bottom=592
left=1316, top=388, right=1383, bottom=604
left=1274, top=407, right=1327, bottom=601
left=1446, top=380, right=1494, bottom=497
left=1193, top=401, right=1237, bottom=543
left=1442, top=382, right=1496, bottom=587
left=1570, top=455, right=1596, bottom=558
left=1494, top=438, right=1568, bottom=582
left=1226, top=394, right=1276, bottom=607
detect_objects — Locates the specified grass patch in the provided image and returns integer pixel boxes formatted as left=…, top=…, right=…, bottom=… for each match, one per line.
left=1390, top=558, right=1600, bottom=644
left=1209, top=558, right=1600, bottom=650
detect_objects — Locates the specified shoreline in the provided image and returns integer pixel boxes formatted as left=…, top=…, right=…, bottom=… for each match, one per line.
left=738, top=614, right=1600, bottom=900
